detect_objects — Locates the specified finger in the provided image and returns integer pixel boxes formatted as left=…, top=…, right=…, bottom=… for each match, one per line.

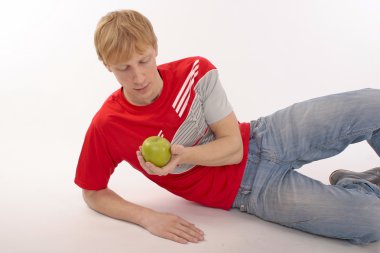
left=159, top=156, right=180, bottom=175
left=177, top=220, right=204, bottom=240
left=187, top=224, right=204, bottom=239
left=136, top=150, right=147, bottom=163
left=163, top=232, right=188, bottom=244
left=136, top=150, right=170, bottom=176
left=136, top=150, right=143, bottom=159
left=179, top=224, right=204, bottom=241
left=136, top=151, right=145, bottom=164
left=143, top=162, right=163, bottom=175
left=136, top=151, right=155, bottom=174
left=171, top=227, right=202, bottom=243
left=179, top=220, right=203, bottom=232
left=170, top=144, right=184, bottom=155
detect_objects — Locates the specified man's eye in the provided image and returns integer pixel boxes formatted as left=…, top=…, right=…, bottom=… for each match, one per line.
left=119, top=66, right=128, bottom=71
left=140, top=58, right=150, bottom=64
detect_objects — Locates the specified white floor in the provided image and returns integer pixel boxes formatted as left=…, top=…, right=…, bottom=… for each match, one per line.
left=1, top=142, right=379, bottom=252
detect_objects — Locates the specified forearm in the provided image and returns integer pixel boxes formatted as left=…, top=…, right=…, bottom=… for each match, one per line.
left=82, top=188, right=204, bottom=244
left=136, top=112, right=244, bottom=175
left=179, top=134, right=243, bottom=166
left=83, top=188, right=153, bottom=227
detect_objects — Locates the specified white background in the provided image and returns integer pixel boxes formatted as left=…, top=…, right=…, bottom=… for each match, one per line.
left=0, top=0, right=379, bottom=252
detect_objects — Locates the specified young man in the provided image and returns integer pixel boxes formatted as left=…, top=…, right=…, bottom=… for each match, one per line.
left=75, top=9, right=380, bottom=245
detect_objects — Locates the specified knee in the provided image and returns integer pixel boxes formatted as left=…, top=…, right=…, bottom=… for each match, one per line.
left=349, top=230, right=380, bottom=245
left=348, top=212, right=380, bottom=245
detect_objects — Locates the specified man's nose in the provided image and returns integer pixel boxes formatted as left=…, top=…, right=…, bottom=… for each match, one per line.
left=132, top=67, right=145, bottom=84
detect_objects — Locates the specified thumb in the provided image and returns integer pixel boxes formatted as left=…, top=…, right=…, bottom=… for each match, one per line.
left=171, top=144, right=185, bottom=155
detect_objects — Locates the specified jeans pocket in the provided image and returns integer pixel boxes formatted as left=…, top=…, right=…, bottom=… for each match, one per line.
left=233, top=187, right=252, bottom=212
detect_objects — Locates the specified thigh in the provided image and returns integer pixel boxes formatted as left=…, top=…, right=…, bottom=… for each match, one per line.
left=259, top=88, right=380, bottom=168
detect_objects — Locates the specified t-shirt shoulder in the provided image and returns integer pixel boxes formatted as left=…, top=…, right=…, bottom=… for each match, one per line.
left=90, top=89, right=123, bottom=129
left=159, top=56, right=216, bottom=73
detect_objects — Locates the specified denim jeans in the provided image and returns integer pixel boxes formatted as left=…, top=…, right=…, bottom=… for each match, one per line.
left=232, top=88, right=380, bottom=245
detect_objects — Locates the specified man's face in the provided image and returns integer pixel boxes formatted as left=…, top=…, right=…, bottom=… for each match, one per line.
left=106, top=46, right=162, bottom=106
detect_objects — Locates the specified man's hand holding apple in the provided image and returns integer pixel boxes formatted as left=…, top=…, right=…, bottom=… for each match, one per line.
left=136, top=138, right=186, bottom=176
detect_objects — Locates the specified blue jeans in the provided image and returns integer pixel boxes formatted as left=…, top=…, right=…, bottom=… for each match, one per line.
left=232, top=88, right=380, bottom=245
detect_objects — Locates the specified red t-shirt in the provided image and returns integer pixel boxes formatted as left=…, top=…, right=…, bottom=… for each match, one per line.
left=75, top=56, right=251, bottom=210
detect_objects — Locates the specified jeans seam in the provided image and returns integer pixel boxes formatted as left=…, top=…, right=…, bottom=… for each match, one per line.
left=265, top=127, right=376, bottom=166
left=317, top=127, right=374, bottom=150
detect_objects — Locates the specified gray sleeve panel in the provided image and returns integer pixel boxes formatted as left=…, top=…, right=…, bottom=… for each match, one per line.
left=198, top=69, right=233, bottom=125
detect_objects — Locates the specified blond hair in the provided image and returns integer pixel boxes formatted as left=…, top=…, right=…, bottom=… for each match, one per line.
left=94, top=10, right=157, bottom=64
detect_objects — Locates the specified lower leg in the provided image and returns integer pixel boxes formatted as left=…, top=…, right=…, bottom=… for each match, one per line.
left=247, top=163, right=380, bottom=245
left=368, top=128, right=380, bottom=157
left=329, top=167, right=380, bottom=187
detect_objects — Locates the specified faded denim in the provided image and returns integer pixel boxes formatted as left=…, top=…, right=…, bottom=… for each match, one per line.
left=233, top=88, right=380, bottom=245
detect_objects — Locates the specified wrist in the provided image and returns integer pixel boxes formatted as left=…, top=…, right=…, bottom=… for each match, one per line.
left=170, top=144, right=188, bottom=165
left=138, top=207, right=155, bottom=228
left=176, top=146, right=191, bottom=165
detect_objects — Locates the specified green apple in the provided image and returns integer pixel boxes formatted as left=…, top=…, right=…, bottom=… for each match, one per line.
left=141, top=136, right=172, bottom=167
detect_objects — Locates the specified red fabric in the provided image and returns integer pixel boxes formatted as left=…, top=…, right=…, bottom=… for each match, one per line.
left=75, top=57, right=251, bottom=210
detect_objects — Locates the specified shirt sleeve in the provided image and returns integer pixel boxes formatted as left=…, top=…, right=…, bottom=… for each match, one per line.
left=74, top=122, right=116, bottom=190
left=200, top=68, right=233, bottom=124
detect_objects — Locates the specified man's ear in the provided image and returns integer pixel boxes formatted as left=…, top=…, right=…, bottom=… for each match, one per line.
left=154, top=43, right=158, bottom=57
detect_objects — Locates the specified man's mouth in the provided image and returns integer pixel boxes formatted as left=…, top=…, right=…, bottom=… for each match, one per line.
left=135, top=83, right=150, bottom=92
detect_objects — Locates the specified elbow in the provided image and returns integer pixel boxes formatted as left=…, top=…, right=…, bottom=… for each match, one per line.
left=233, top=147, right=244, bottom=164
left=83, top=189, right=94, bottom=199
left=82, top=189, right=98, bottom=208
left=231, top=139, right=244, bottom=164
